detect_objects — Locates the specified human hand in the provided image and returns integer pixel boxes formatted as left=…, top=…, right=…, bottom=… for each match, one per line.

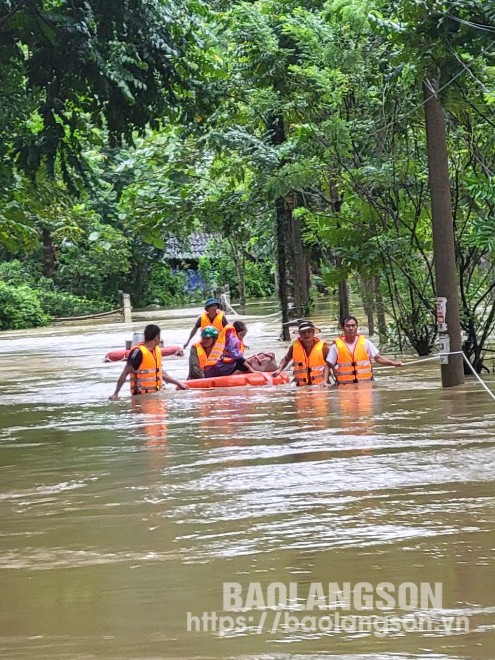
left=109, top=393, right=119, bottom=401
left=174, top=349, right=185, bottom=357
left=177, top=382, right=189, bottom=390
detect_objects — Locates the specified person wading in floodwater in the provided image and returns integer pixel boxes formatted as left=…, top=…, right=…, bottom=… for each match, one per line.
left=328, top=315, right=403, bottom=385
left=272, top=320, right=330, bottom=386
left=183, top=298, right=229, bottom=349
left=109, top=324, right=188, bottom=399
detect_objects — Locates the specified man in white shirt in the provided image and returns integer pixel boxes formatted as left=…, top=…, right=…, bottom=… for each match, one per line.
left=328, top=316, right=403, bottom=385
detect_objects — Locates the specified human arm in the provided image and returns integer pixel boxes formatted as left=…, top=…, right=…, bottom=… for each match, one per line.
left=327, top=343, right=338, bottom=368
left=320, top=343, right=331, bottom=386
left=109, top=349, right=142, bottom=400
left=374, top=354, right=404, bottom=367
left=109, top=363, right=133, bottom=400
left=365, top=339, right=403, bottom=367
left=187, top=346, right=204, bottom=379
left=240, top=358, right=256, bottom=373
left=163, top=369, right=189, bottom=390
left=271, top=346, right=294, bottom=378
left=324, top=343, right=338, bottom=383
left=183, top=317, right=201, bottom=349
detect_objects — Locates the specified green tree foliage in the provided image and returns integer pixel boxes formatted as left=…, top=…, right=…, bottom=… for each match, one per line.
left=0, top=0, right=211, bottom=181
left=2, top=0, right=495, bottom=370
left=198, top=243, right=275, bottom=300
left=0, top=0, right=216, bottom=325
left=371, top=0, right=495, bottom=368
left=0, top=282, right=49, bottom=330
left=141, top=263, right=193, bottom=308
left=0, top=259, right=111, bottom=318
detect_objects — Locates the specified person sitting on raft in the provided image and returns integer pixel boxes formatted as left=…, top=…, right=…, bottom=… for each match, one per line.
left=188, top=325, right=219, bottom=379
left=203, top=320, right=256, bottom=378
left=109, top=324, right=188, bottom=399
left=272, top=320, right=330, bottom=386
left=183, top=298, right=228, bottom=349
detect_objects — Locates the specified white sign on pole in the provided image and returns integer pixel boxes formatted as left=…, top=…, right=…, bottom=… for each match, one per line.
left=436, top=296, right=447, bottom=332
left=439, top=334, right=450, bottom=364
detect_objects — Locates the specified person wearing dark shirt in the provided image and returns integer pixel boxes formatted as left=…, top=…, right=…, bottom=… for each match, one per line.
left=109, top=324, right=188, bottom=399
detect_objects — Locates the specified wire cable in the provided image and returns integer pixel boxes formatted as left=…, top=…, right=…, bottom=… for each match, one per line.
left=376, top=350, right=495, bottom=402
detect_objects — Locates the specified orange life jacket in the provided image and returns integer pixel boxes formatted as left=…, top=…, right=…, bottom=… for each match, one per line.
left=334, top=335, right=373, bottom=384
left=292, top=339, right=327, bottom=386
left=193, top=341, right=208, bottom=369
left=200, top=310, right=224, bottom=332
left=129, top=344, right=163, bottom=395
left=205, top=324, right=245, bottom=366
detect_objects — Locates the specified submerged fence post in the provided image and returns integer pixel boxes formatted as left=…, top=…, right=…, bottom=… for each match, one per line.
left=123, top=293, right=132, bottom=323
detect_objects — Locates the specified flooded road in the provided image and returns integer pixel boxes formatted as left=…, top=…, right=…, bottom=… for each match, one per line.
left=1, top=308, right=494, bottom=659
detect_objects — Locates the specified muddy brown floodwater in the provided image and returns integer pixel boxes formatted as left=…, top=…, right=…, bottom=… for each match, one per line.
left=1, top=306, right=494, bottom=659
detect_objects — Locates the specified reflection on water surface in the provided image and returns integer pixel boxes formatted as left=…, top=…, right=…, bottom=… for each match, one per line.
left=1, top=311, right=494, bottom=658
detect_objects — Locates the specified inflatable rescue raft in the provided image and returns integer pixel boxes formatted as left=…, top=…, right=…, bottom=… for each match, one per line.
left=183, top=372, right=290, bottom=389
left=104, top=345, right=182, bottom=362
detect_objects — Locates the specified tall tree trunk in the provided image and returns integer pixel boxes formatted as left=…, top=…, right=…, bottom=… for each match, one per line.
left=335, top=253, right=349, bottom=322
left=338, top=277, right=349, bottom=323
left=374, top=276, right=387, bottom=342
left=276, top=197, right=291, bottom=340
left=240, top=252, right=246, bottom=309
left=229, top=238, right=246, bottom=308
left=288, top=201, right=310, bottom=317
left=361, top=277, right=375, bottom=336
left=269, top=114, right=292, bottom=339
left=328, top=181, right=349, bottom=323
left=41, top=227, right=56, bottom=278
left=423, top=78, right=464, bottom=387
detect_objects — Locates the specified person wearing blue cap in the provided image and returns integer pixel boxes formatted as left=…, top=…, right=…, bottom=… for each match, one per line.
left=183, top=298, right=229, bottom=349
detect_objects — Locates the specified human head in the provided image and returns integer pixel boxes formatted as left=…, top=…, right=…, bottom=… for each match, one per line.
left=341, top=316, right=358, bottom=328
left=233, top=320, right=247, bottom=341
left=201, top=325, right=219, bottom=347
left=204, top=298, right=220, bottom=311
left=341, top=316, right=358, bottom=338
left=144, top=324, right=161, bottom=343
left=297, top=320, right=319, bottom=341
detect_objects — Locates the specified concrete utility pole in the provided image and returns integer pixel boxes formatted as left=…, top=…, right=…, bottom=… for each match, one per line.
left=123, top=293, right=132, bottom=324
left=423, top=78, right=464, bottom=387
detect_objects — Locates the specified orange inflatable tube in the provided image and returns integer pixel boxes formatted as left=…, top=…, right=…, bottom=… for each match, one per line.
left=104, top=345, right=182, bottom=362
left=184, top=372, right=290, bottom=389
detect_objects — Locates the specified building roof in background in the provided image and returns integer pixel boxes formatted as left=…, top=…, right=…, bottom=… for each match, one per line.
left=163, top=232, right=219, bottom=260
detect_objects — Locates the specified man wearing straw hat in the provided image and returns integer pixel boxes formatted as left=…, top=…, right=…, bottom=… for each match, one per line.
left=272, top=320, right=330, bottom=386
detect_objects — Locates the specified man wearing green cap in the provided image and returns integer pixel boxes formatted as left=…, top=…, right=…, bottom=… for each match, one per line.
left=188, top=325, right=220, bottom=379
left=183, top=298, right=229, bottom=349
